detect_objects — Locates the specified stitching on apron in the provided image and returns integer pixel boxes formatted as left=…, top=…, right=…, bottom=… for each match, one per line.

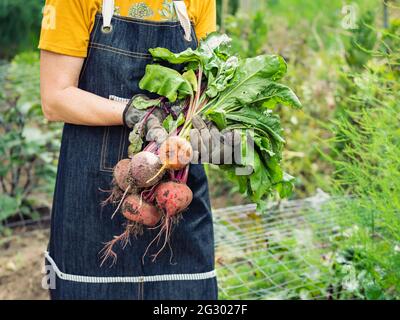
left=89, top=43, right=153, bottom=59
left=118, top=126, right=126, bottom=160
left=100, top=127, right=116, bottom=173
left=99, top=96, right=132, bottom=173
left=120, top=127, right=128, bottom=159
left=45, top=252, right=217, bottom=283
left=90, top=43, right=152, bottom=58
left=107, top=95, right=130, bottom=161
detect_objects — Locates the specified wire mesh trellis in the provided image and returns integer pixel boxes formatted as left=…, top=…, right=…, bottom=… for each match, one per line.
left=1, top=192, right=390, bottom=300
left=213, top=193, right=359, bottom=300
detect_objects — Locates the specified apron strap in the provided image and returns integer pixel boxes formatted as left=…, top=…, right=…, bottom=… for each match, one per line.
left=173, top=0, right=193, bottom=42
left=101, top=0, right=192, bottom=41
left=102, top=0, right=115, bottom=30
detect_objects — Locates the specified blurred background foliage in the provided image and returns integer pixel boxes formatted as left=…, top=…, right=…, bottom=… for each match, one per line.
left=1, top=0, right=400, bottom=299
left=0, top=0, right=43, bottom=60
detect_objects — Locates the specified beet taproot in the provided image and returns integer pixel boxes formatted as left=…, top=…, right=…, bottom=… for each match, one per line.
left=100, top=195, right=162, bottom=267
left=122, top=195, right=162, bottom=227
left=113, top=159, right=132, bottom=191
left=130, top=151, right=164, bottom=188
left=155, top=181, right=193, bottom=217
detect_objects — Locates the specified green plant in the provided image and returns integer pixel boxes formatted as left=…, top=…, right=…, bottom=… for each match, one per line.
left=344, top=10, right=378, bottom=69
left=137, top=33, right=301, bottom=209
left=323, top=31, right=400, bottom=298
left=224, top=10, right=268, bottom=58
left=0, top=52, right=61, bottom=232
left=216, top=0, right=239, bottom=27
left=0, top=0, right=43, bottom=59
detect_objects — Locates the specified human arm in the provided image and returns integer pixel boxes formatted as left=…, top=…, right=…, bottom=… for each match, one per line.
left=40, top=50, right=125, bottom=126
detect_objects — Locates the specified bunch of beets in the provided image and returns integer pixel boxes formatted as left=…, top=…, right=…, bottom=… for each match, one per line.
left=100, top=32, right=302, bottom=266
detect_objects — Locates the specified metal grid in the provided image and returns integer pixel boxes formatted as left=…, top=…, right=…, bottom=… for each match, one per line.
left=2, top=192, right=373, bottom=299
left=213, top=193, right=353, bottom=300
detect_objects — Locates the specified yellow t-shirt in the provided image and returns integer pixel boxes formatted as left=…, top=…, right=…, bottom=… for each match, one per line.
left=39, top=0, right=216, bottom=58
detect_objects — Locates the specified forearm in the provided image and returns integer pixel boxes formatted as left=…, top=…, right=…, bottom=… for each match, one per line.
left=42, top=86, right=125, bottom=126
left=40, top=50, right=125, bottom=126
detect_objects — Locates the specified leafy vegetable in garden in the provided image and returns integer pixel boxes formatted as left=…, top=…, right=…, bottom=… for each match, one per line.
left=100, top=32, right=301, bottom=265
left=138, top=32, right=302, bottom=208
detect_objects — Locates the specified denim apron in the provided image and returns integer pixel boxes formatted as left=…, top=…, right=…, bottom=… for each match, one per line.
left=45, top=0, right=217, bottom=300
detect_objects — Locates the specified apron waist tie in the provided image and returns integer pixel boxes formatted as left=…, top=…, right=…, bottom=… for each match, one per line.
left=45, top=252, right=216, bottom=284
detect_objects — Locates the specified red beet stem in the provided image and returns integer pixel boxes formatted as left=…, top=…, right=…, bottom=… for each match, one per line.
left=144, top=141, right=158, bottom=153
left=142, top=184, right=158, bottom=202
left=181, top=165, right=190, bottom=184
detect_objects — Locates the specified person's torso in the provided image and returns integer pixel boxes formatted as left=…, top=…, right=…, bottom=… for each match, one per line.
left=102, top=0, right=180, bottom=21
left=92, top=0, right=205, bottom=25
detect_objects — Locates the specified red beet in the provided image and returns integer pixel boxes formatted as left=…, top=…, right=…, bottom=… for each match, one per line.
left=113, top=159, right=131, bottom=191
left=100, top=195, right=162, bottom=267
left=122, top=195, right=162, bottom=227
left=142, top=181, right=193, bottom=263
left=154, top=181, right=193, bottom=217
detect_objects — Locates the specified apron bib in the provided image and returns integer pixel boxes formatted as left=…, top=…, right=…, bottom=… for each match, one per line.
left=45, top=0, right=217, bottom=300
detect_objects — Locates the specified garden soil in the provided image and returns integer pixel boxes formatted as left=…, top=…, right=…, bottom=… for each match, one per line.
left=0, top=229, right=49, bottom=300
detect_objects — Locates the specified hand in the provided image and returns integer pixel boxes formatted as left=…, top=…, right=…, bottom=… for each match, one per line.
left=189, top=115, right=241, bottom=165
left=123, top=95, right=168, bottom=145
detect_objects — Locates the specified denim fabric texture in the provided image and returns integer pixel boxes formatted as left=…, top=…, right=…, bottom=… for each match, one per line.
left=46, top=14, right=218, bottom=300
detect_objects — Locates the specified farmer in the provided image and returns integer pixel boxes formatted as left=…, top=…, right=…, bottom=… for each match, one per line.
left=39, top=0, right=225, bottom=300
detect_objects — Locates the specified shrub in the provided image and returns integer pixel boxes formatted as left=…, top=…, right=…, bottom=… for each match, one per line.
left=0, top=0, right=43, bottom=59
left=0, top=52, right=61, bottom=232
left=324, top=31, right=400, bottom=299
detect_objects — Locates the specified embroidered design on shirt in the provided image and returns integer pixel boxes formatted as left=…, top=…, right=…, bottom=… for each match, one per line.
left=98, top=4, right=121, bottom=15
left=159, top=0, right=178, bottom=21
left=128, top=2, right=154, bottom=19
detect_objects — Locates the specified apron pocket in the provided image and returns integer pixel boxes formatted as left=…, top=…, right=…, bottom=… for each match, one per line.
left=99, top=95, right=130, bottom=173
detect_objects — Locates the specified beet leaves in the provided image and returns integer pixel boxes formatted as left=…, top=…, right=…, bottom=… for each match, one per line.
left=136, top=32, right=302, bottom=210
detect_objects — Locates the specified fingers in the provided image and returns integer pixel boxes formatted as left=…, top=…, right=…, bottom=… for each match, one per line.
left=145, top=114, right=167, bottom=144
left=189, top=129, right=201, bottom=154
left=146, top=127, right=168, bottom=145
left=191, top=115, right=208, bottom=130
left=222, top=129, right=242, bottom=147
left=190, top=128, right=208, bottom=164
left=124, top=108, right=146, bottom=129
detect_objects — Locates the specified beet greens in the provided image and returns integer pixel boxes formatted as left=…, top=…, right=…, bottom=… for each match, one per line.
left=135, top=32, right=302, bottom=209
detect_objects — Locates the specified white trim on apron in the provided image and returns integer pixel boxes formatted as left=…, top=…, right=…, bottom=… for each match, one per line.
left=45, top=252, right=217, bottom=283
left=102, top=0, right=192, bottom=41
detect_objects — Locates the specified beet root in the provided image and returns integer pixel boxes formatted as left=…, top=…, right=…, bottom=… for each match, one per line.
left=100, top=221, right=148, bottom=267
left=101, top=159, right=132, bottom=208
left=122, top=195, right=162, bottom=227
left=154, top=181, right=193, bottom=217
left=142, top=182, right=193, bottom=264
left=158, top=137, right=193, bottom=170
left=113, top=159, right=132, bottom=191
left=130, top=151, right=164, bottom=188
left=100, top=196, right=162, bottom=267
